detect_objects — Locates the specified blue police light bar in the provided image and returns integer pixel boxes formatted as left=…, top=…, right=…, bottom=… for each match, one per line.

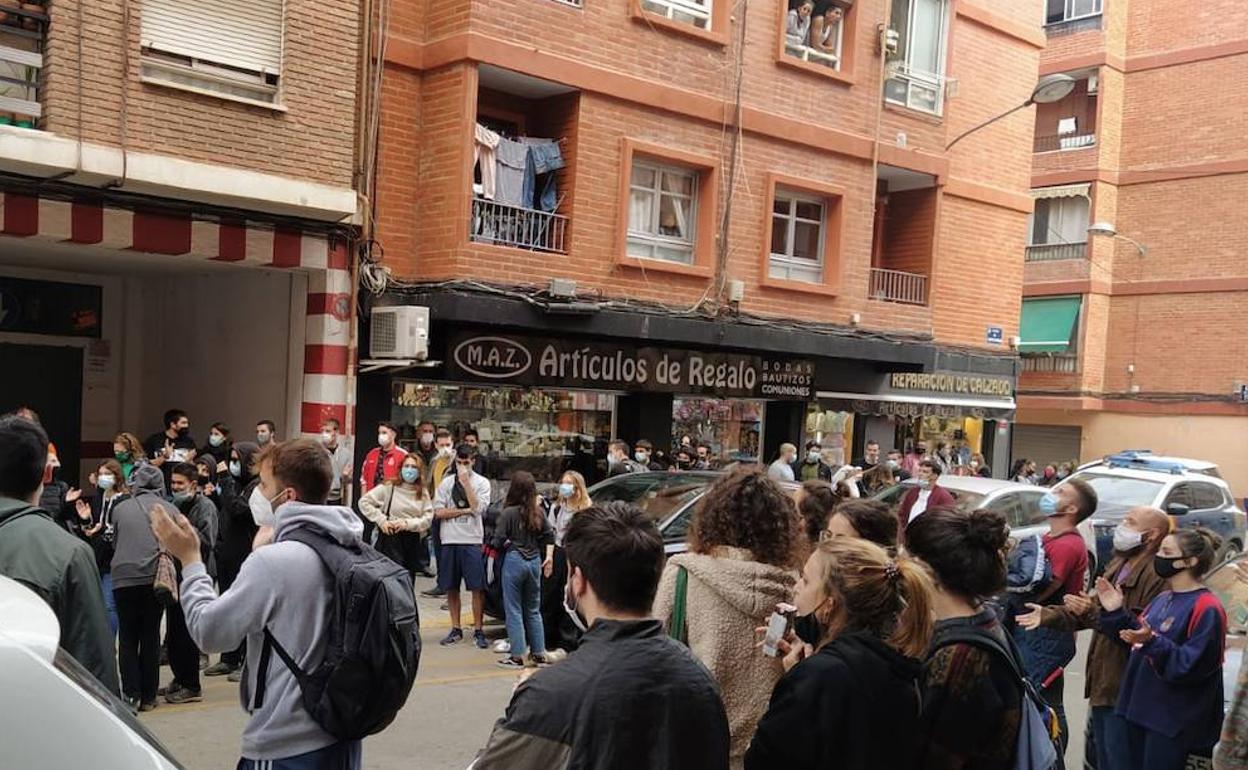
left=1104, top=450, right=1185, bottom=475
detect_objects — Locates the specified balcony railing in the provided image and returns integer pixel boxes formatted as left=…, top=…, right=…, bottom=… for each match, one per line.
left=470, top=198, right=569, bottom=254
left=1026, top=242, right=1087, bottom=261
left=869, top=268, right=928, bottom=306
left=1034, top=133, right=1096, bottom=153
left=1022, top=355, right=1079, bottom=374
left=0, top=4, right=49, bottom=129
left=1045, top=14, right=1103, bottom=37
left=784, top=41, right=840, bottom=69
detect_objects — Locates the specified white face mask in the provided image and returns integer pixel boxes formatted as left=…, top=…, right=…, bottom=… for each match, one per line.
left=321, top=431, right=334, bottom=445
left=378, top=432, right=393, bottom=448
left=419, top=432, right=434, bottom=446
left=209, top=434, right=224, bottom=448
left=1113, top=525, right=1145, bottom=553
left=634, top=450, right=648, bottom=464
left=563, top=577, right=589, bottom=633
left=807, top=450, right=821, bottom=463
left=437, top=445, right=455, bottom=459
left=249, top=485, right=287, bottom=527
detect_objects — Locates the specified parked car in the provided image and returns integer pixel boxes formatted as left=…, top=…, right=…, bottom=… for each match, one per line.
left=1198, top=552, right=1248, bottom=710
left=0, top=575, right=183, bottom=769
left=870, top=475, right=1099, bottom=581
left=588, top=471, right=800, bottom=554
left=1057, top=450, right=1246, bottom=572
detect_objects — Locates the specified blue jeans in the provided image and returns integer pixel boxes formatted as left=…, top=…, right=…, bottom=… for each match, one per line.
left=1123, top=720, right=1207, bottom=770
left=1091, top=706, right=1132, bottom=770
left=237, top=741, right=361, bottom=770
left=502, top=553, right=545, bottom=659
left=100, top=572, right=118, bottom=637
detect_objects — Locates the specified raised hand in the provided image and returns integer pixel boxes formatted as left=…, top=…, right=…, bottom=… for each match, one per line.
left=1063, top=592, right=1095, bottom=617
left=75, top=499, right=92, bottom=522
left=65, top=487, right=82, bottom=503
left=1095, top=577, right=1124, bottom=613
left=1120, top=618, right=1154, bottom=646
left=1015, top=603, right=1045, bottom=631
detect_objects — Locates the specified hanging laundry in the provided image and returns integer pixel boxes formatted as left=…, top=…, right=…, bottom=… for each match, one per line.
left=474, top=123, right=501, bottom=200
left=521, top=138, right=565, bottom=213
left=494, top=137, right=534, bottom=208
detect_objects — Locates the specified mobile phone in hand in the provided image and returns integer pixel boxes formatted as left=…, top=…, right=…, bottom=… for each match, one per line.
left=762, top=606, right=795, bottom=657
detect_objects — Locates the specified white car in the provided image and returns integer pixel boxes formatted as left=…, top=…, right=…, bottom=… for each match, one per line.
left=0, top=575, right=183, bottom=769
left=873, top=475, right=1099, bottom=579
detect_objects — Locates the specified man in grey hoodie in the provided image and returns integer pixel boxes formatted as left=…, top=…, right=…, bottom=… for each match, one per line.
left=150, top=438, right=364, bottom=770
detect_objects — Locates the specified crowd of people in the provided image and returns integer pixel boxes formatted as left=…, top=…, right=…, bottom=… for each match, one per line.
left=3, top=404, right=1248, bottom=770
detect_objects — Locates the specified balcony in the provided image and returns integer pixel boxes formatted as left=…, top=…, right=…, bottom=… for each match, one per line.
left=470, top=198, right=568, bottom=254
left=1021, top=355, right=1079, bottom=374
left=869, top=268, right=927, bottom=305
left=0, top=3, right=48, bottom=129
left=1034, top=133, right=1096, bottom=153
left=1026, top=242, right=1087, bottom=261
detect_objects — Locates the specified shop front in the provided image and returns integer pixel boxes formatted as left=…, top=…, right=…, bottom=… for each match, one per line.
left=814, top=370, right=1017, bottom=476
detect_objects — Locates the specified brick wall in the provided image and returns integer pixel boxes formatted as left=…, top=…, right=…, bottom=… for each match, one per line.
left=43, top=0, right=359, bottom=188
left=880, top=188, right=935, bottom=276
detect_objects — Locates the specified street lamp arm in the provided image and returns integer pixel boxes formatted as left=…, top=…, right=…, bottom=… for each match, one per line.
left=1116, top=234, right=1148, bottom=257
left=944, top=99, right=1033, bottom=152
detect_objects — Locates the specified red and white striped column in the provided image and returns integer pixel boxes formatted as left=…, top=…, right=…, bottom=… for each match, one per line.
left=300, top=238, right=353, bottom=438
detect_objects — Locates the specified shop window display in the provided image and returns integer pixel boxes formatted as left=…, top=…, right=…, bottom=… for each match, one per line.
left=391, top=383, right=614, bottom=482
left=671, top=398, right=762, bottom=465
left=804, top=407, right=853, bottom=467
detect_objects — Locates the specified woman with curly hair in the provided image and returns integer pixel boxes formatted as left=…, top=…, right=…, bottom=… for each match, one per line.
left=652, top=469, right=802, bottom=769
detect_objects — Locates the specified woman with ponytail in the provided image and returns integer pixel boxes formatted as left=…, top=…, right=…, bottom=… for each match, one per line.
left=1098, top=526, right=1227, bottom=769
left=905, top=506, right=1020, bottom=770
left=744, top=537, right=934, bottom=770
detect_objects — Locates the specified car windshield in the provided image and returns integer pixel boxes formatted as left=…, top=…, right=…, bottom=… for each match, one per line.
left=1067, top=473, right=1165, bottom=513
left=588, top=474, right=712, bottom=525
left=1207, top=555, right=1248, bottom=635
left=53, top=648, right=185, bottom=768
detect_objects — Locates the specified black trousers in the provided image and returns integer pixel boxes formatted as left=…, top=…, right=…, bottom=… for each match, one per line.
left=540, top=546, right=581, bottom=652
left=114, top=585, right=162, bottom=702
left=216, top=558, right=246, bottom=668
left=378, top=530, right=424, bottom=582
left=165, top=599, right=201, bottom=691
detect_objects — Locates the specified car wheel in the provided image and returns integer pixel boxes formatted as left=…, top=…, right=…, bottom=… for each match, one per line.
left=1219, top=540, right=1243, bottom=564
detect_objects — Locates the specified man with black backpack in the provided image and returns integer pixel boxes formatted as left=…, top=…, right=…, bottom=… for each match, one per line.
left=150, top=438, right=420, bottom=770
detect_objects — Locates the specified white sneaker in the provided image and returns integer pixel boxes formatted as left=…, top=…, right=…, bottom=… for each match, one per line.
left=492, top=639, right=511, bottom=654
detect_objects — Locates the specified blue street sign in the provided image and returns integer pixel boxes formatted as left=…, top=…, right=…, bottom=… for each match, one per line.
left=986, top=326, right=1004, bottom=345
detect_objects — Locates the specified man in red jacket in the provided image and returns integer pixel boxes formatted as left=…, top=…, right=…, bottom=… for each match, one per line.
left=897, top=459, right=955, bottom=536
left=359, top=421, right=407, bottom=495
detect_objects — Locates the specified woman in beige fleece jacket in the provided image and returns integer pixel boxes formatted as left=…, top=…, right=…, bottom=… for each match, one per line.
left=653, top=469, right=803, bottom=769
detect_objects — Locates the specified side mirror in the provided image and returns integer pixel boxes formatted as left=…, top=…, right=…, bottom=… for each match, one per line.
left=1167, top=503, right=1190, bottom=517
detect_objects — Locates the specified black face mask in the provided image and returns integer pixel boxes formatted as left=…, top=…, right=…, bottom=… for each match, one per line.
left=1153, top=555, right=1188, bottom=579
left=793, top=611, right=823, bottom=646
left=198, top=475, right=212, bottom=486
left=176, top=426, right=190, bottom=438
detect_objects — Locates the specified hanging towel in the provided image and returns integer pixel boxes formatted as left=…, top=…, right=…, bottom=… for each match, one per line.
left=474, top=123, right=501, bottom=200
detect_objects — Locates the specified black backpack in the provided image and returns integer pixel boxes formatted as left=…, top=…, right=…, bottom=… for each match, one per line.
left=253, top=527, right=421, bottom=740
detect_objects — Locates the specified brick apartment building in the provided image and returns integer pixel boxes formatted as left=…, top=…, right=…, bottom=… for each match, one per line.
left=1013, top=0, right=1248, bottom=498
left=0, top=0, right=359, bottom=484
left=361, top=0, right=1047, bottom=482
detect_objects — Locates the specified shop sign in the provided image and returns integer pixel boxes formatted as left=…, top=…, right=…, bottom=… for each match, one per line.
left=887, top=371, right=1013, bottom=398
left=0, top=276, right=102, bottom=338
left=448, top=333, right=813, bottom=400
left=823, top=397, right=1011, bottom=421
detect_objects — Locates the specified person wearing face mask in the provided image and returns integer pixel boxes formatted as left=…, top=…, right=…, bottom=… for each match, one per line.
left=360, top=421, right=408, bottom=497
left=850, top=439, right=881, bottom=473
left=652, top=471, right=801, bottom=769
left=113, top=431, right=146, bottom=483
left=200, top=422, right=232, bottom=468
left=933, top=442, right=955, bottom=475
left=745, top=537, right=934, bottom=770
left=144, top=408, right=196, bottom=488
left=148, top=438, right=371, bottom=769
left=195, top=456, right=221, bottom=509
left=108, top=463, right=177, bottom=710
left=672, top=447, right=695, bottom=472
left=896, top=459, right=956, bottom=536
left=1007, top=478, right=1098, bottom=757
left=204, top=441, right=260, bottom=680
left=791, top=440, right=833, bottom=483
left=428, top=429, right=457, bottom=492
left=902, top=440, right=929, bottom=476
left=768, top=443, right=798, bottom=482
left=161, top=463, right=218, bottom=704
left=254, top=419, right=278, bottom=448
left=72, top=458, right=130, bottom=637
left=884, top=448, right=911, bottom=481
left=606, top=439, right=641, bottom=478
left=0, top=417, right=120, bottom=696
left=414, top=419, right=438, bottom=469
left=541, top=471, right=592, bottom=654
left=462, top=428, right=488, bottom=475
left=1097, top=527, right=1227, bottom=770
left=359, top=454, right=433, bottom=581
left=473, top=501, right=730, bottom=769
left=433, top=444, right=492, bottom=648
left=319, top=419, right=354, bottom=507
left=633, top=439, right=664, bottom=472
left=418, top=429, right=457, bottom=591
left=1016, top=506, right=1170, bottom=770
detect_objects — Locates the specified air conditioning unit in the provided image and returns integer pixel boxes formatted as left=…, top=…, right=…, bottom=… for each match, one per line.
left=370, top=305, right=429, bottom=360
left=1087, top=74, right=1098, bottom=94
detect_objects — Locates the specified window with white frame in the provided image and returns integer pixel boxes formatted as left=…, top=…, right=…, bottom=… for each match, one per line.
left=627, top=160, right=699, bottom=265
left=884, top=0, right=949, bottom=115
left=783, top=2, right=845, bottom=71
left=1029, top=195, right=1089, bottom=245
left=1046, top=0, right=1102, bottom=24
left=640, top=0, right=712, bottom=30
left=769, top=190, right=825, bottom=283
left=139, top=0, right=283, bottom=107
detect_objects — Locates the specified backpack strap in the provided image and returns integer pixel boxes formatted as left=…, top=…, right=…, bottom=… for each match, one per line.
left=669, top=566, right=689, bottom=645
left=931, top=626, right=1028, bottom=687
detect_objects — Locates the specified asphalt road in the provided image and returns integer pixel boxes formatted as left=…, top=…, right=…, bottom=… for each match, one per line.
left=142, top=575, right=1095, bottom=770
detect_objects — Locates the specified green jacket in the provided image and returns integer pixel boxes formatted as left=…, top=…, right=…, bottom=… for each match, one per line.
left=0, top=496, right=120, bottom=695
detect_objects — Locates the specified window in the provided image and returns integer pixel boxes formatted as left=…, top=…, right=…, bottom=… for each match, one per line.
left=1046, top=0, right=1102, bottom=24
left=1165, top=484, right=1194, bottom=510
left=783, top=1, right=846, bottom=71
left=1029, top=196, right=1089, bottom=246
left=1192, top=483, right=1227, bottom=511
left=627, top=160, right=699, bottom=265
left=1016, top=491, right=1050, bottom=527
left=769, top=190, right=825, bottom=283
left=140, top=0, right=283, bottom=107
left=640, top=0, right=712, bottom=29
left=885, top=0, right=949, bottom=115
